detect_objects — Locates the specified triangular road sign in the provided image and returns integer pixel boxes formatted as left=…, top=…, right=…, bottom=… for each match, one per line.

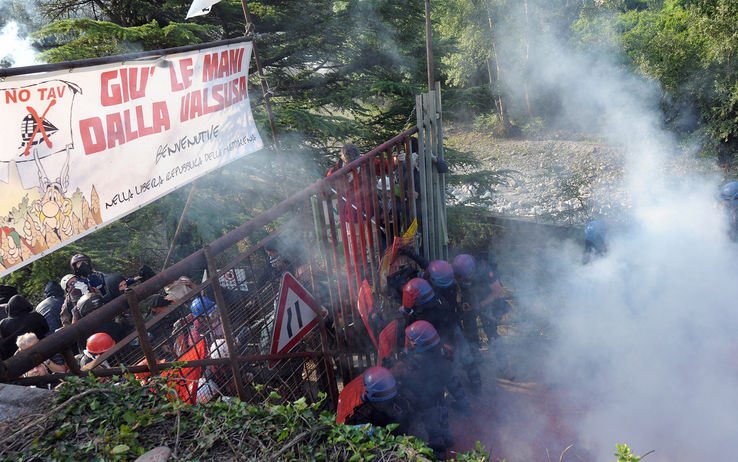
left=269, top=272, right=326, bottom=368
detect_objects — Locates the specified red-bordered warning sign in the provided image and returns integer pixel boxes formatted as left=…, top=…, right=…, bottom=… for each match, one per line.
left=269, top=272, right=326, bottom=368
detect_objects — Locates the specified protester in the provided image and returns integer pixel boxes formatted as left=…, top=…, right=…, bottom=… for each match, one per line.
left=15, top=333, right=67, bottom=378
left=76, top=332, right=115, bottom=369
left=72, top=292, right=127, bottom=342
left=0, top=294, right=49, bottom=359
left=583, top=219, right=608, bottom=262
left=720, top=181, right=738, bottom=240
left=60, top=254, right=107, bottom=326
left=327, top=143, right=361, bottom=176
left=35, top=281, right=64, bottom=333
left=0, top=284, right=18, bottom=322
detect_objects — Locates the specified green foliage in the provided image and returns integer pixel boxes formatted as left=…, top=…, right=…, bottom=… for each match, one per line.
left=614, top=443, right=643, bottom=461
left=447, top=205, right=503, bottom=252
left=35, top=19, right=221, bottom=61
left=0, top=374, right=490, bottom=461
left=521, top=117, right=546, bottom=139
left=474, top=113, right=506, bottom=137
left=574, top=0, right=738, bottom=164
left=445, top=145, right=514, bottom=208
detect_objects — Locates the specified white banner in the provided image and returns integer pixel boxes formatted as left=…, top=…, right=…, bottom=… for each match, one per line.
left=0, top=40, right=263, bottom=276
left=186, top=0, right=222, bottom=18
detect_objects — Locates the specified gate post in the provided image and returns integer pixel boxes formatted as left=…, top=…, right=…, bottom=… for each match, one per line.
left=125, top=289, right=160, bottom=375
left=204, top=245, right=248, bottom=401
left=416, top=83, right=448, bottom=260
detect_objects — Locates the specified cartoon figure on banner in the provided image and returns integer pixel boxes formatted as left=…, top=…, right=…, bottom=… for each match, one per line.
left=0, top=79, right=103, bottom=272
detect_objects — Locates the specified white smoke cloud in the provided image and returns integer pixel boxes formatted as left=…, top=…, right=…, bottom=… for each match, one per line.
left=0, top=21, right=40, bottom=67
left=498, top=9, right=738, bottom=460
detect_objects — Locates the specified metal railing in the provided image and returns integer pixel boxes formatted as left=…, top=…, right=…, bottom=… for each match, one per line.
left=2, top=98, right=448, bottom=410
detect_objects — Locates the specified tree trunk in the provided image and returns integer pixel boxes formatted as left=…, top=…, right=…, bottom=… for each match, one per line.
left=484, top=1, right=511, bottom=132
left=523, top=0, right=534, bottom=119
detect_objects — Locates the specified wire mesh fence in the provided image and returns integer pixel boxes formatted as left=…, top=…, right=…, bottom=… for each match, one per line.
left=4, top=124, right=451, bottom=412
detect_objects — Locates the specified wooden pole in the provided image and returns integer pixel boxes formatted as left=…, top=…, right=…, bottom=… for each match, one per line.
left=125, top=289, right=160, bottom=375
left=239, top=0, right=288, bottom=191
left=203, top=245, right=248, bottom=401
left=424, top=0, right=435, bottom=91
left=161, top=183, right=196, bottom=271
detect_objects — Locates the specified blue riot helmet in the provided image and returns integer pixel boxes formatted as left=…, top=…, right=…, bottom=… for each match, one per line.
left=402, top=278, right=434, bottom=308
left=190, top=296, right=216, bottom=317
left=427, top=260, right=454, bottom=288
left=720, top=182, right=738, bottom=204
left=362, top=366, right=398, bottom=402
left=452, top=254, right=475, bottom=280
left=584, top=220, right=608, bottom=255
left=405, top=320, right=441, bottom=352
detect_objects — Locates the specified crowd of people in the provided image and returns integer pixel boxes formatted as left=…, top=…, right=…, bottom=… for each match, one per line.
left=0, top=254, right=161, bottom=379
left=2, top=139, right=517, bottom=456
left=345, top=247, right=509, bottom=459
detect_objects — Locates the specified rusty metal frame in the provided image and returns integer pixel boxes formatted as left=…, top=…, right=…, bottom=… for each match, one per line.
left=1, top=123, right=445, bottom=412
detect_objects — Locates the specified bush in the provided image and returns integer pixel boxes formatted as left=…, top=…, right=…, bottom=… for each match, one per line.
left=474, top=112, right=507, bottom=138
left=0, top=374, right=490, bottom=461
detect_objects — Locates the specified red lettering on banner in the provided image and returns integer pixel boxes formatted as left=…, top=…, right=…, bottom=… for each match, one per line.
left=79, top=118, right=106, bottom=155
left=169, top=58, right=194, bottom=92
left=136, top=105, right=155, bottom=137
left=49, top=86, right=65, bottom=99
left=229, top=48, right=244, bottom=75
left=106, top=112, right=126, bottom=148
left=36, top=87, right=66, bottom=100
left=202, top=54, right=217, bottom=83
left=101, top=67, right=155, bottom=106
left=123, top=110, right=139, bottom=142
left=79, top=101, right=171, bottom=154
left=189, top=91, right=203, bottom=119
left=5, top=89, right=31, bottom=103
left=120, top=67, right=130, bottom=103
left=209, top=83, right=224, bottom=113
left=202, top=48, right=245, bottom=83
left=179, top=76, right=247, bottom=122
left=100, top=71, right=121, bottom=106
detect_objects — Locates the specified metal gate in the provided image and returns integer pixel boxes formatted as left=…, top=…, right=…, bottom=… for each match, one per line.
left=0, top=86, right=447, bottom=410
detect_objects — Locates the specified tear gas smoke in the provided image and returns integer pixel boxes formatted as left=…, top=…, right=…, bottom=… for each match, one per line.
left=490, top=5, right=738, bottom=460
left=0, top=21, right=39, bottom=67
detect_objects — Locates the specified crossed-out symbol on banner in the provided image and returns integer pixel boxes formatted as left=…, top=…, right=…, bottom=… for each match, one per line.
left=22, top=99, right=57, bottom=156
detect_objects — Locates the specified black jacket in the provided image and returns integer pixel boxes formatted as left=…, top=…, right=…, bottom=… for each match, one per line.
left=35, top=282, right=64, bottom=333
left=390, top=347, right=467, bottom=410
left=409, top=296, right=457, bottom=341
left=0, top=295, right=49, bottom=359
left=345, top=398, right=410, bottom=434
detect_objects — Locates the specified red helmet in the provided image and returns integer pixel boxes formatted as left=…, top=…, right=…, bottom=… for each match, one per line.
left=427, top=260, right=454, bottom=288
left=452, top=254, right=475, bottom=279
left=405, top=320, right=440, bottom=352
left=402, top=278, right=433, bottom=308
left=86, top=332, right=115, bottom=354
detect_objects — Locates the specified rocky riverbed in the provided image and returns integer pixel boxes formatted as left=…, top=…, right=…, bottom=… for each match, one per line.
left=446, top=126, right=724, bottom=225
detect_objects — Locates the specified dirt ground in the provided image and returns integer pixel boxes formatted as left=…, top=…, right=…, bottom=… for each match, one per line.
left=447, top=347, right=591, bottom=462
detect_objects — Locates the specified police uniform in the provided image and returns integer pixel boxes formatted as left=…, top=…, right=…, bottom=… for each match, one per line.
left=408, top=295, right=457, bottom=342
left=391, top=346, right=469, bottom=459
left=345, top=397, right=410, bottom=434
left=457, top=256, right=507, bottom=343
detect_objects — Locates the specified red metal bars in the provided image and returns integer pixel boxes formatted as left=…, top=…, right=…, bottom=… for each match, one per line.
left=1, top=127, right=421, bottom=391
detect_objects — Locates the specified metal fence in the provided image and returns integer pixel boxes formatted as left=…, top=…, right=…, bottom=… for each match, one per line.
left=1, top=87, right=448, bottom=410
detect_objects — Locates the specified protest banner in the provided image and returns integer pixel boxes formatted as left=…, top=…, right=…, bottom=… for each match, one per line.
left=0, top=39, right=263, bottom=276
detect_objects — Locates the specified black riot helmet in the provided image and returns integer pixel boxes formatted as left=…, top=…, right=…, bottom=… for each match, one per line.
left=76, top=292, right=104, bottom=318
left=70, top=254, right=93, bottom=277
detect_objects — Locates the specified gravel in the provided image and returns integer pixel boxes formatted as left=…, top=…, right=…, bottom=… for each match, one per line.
left=446, top=128, right=723, bottom=226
